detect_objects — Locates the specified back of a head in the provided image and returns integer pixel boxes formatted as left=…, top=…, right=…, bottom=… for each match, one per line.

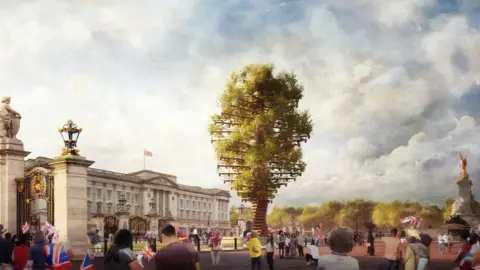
left=390, top=228, right=398, bottom=237
left=5, top=232, right=11, bottom=240
left=327, top=226, right=354, bottom=254
left=460, top=230, right=470, bottom=241
left=18, top=233, right=28, bottom=245
left=251, top=231, right=258, bottom=238
left=419, top=234, right=432, bottom=247
left=114, top=229, right=133, bottom=249
left=161, top=224, right=176, bottom=237
left=33, top=231, right=45, bottom=243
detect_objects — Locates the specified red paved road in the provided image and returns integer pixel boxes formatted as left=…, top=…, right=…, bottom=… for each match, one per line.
left=71, top=242, right=459, bottom=269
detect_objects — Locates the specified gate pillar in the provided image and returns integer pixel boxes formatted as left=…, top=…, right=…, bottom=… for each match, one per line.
left=49, top=156, right=94, bottom=260
left=0, top=138, right=30, bottom=234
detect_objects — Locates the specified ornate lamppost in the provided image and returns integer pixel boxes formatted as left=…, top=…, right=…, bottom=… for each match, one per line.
left=58, top=120, right=83, bottom=156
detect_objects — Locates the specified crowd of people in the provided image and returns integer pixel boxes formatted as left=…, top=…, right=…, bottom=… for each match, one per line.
left=0, top=224, right=74, bottom=270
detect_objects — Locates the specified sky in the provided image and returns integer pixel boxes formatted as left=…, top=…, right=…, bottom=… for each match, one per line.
left=3, top=0, right=480, bottom=207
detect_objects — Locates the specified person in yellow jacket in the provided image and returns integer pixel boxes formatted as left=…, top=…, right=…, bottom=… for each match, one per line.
left=247, top=231, right=263, bottom=270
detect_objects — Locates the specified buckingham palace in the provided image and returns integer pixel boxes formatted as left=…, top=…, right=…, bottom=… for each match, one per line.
left=24, top=156, right=232, bottom=237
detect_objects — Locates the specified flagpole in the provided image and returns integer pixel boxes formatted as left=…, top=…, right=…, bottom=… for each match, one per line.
left=143, top=148, right=146, bottom=170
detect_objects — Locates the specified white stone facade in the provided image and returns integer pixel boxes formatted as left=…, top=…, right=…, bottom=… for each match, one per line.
left=25, top=156, right=231, bottom=235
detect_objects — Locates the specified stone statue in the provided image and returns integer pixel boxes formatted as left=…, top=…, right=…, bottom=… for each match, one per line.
left=0, top=96, right=21, bottom=139
left=460, top=153, right=468, bottom=180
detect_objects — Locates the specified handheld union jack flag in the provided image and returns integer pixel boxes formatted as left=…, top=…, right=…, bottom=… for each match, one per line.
left=141, top=244, right=154, bottom=267
left=400, top=216, right=423, bottom=228
left=44, top=242, right=72, bottom=270
left=22, top=222, right=29, bottom=234
left=80, top=250, right=93, bottom=270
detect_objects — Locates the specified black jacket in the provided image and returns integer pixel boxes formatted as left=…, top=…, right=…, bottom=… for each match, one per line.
left=0, top=237, right=14, bottom=264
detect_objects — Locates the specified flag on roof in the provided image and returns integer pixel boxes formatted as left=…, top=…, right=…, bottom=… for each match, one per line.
left=144, top=149, right=153, bottom=157
left=80, top=250, right=93, bottom=270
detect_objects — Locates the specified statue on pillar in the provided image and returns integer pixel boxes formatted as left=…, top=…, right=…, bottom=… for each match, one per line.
left=460, top=153, right=469, bottom=180
left=0, top=96, right=21, bottom=139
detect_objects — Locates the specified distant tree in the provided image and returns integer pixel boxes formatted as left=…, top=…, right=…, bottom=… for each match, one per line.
left=443, top=198, right=455, bottom=220
left=336, top=199, right=375, bottom=229
left=419, top=204, right=444, bottom=228
left=230, top=205, right=254, bottom=225
left=372, top=203, right=391, bottom=229
left=209, top=64, right=313, bottom=235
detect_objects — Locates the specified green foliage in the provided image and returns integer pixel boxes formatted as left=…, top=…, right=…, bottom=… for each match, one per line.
left=230, top=205, right=253, bottom=225
left=266, top=199, right=448, bottom=230
left=443, top=198, right=455, bottom=220
left=210, top=64, right=313, bottom=203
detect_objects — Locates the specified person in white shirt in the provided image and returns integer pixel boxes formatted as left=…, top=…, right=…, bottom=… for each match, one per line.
left=297, top=231, right=306, bottom=258
left=265, top=233, right=276, bottom=270
left=446, top=232, right=453, bottom=253
left=305, top=239, right=320, bottom=266
left=317, top=226, right=360, bottom=270
left=438, top=233, right=445, bottom=255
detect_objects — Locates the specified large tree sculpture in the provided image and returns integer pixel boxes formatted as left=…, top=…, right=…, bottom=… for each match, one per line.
left=209, top=64, right=313, bottom=235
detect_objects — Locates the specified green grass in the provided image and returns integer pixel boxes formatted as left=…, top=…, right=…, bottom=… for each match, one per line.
left=90, top=237, right=241, bottom=252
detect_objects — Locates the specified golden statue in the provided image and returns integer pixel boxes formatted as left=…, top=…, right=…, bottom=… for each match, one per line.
left=460, top=153, right=468, bottom=179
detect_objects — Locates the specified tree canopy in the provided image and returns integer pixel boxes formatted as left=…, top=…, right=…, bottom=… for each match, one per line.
left=244, top=199, right=449, bottom=230
left=209, top=64, right=313, bottom=203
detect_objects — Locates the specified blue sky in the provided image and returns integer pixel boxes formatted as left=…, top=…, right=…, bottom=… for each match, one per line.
left=3, top=0, right=480, bottom=207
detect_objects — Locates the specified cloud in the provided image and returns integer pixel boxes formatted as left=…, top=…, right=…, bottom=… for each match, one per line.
left=4, top=0, right=480, bottom=207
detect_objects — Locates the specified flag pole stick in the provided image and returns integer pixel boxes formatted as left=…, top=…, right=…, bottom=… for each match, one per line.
left=144, top=148, right=146, bottom=170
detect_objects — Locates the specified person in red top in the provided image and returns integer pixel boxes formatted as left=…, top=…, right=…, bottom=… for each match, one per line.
left=12, top=233, right=29, bottom=270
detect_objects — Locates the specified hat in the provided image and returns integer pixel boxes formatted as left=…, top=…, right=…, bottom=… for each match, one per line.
left=0, top=224, right=6, bottom=234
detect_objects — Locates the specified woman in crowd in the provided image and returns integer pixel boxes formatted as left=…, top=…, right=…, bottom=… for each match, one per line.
left=403, top=236, right=417, bottom=270
left=317, top=226, right=359, bottom=270
left=277, top=231, right=285, bottom=259
left=305, top=238, right=319, bottom=266
left=289, top=233, right=298, bottom=258
left=28, top=231, right=46, bottom=270
left=284, top=233, right=291, bottom=257
left=366, top=230, right=375, bottom=256
left=12, top=233, right=29, bottom=270
left=264, top=233, right=275, bottom=270
left=208, top=228, right=223, bottom=269
left=455, top=230, right=473, bottom=270
left=104, top=229, right=143, bottom=270
left=417, top=234, right=432, bottom=270
left=247, top=231, right=263, bottom=270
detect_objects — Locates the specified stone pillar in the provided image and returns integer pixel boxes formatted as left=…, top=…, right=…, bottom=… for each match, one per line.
left=0, top=138, right=30, bottom=234
left=49, top=155, right=94, bottom=260
left=117, top=213, right=129, bottom=230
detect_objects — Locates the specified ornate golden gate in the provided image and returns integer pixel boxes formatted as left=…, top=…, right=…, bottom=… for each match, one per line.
left=15, top=168, right=54, bottom=233
left=130, top=216, right=148, bottom=235
left=104, top=215, right=118, bottom=236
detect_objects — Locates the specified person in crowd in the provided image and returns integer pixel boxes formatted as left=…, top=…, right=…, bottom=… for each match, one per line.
left=403, top=236, right=419, bottom=270
left=417, top=234, right=432, bottom=270
left=278, top=231, right=285, bottom=260
left=383, top=228, right=401, bottom=270
left=317, top=226, right=359, bottom=270
left=0, top=225, right=13, bottom=270
left=265, top=233, right=275, bottom=270
left=284, top=233, right=291, bottom=258
left=296, top=231, right=305, bottom=258
left=91, top=229, right=101, bottom=256
left=10, top=235, right=18, bottom=247
left=455, top=230, right=472, bottom=270
left=305, top=239, right=319, bottom=266
left=12, top=234, right=29, bottom=270
left=104, top=229, right=143, bottom=270
left=289, top=233, right=298, bottom=258
left=247, top=231, right=262, bottom=270
left=438, top=233, right=445, bottom=255
left=155, top=224, right=200, bottom=270
left=367, top=230, right=375, bottom=256
left=28, top=231, right=46, bottom=270
left=208, top=228, right=222, bottom=269
left=446, top=232, right=453, bottom=253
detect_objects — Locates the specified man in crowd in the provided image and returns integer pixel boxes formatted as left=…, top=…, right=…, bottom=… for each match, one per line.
left=155, top=224, right=200, bottom=270
left=296, top=231, right=305, bottom=258
left=0, top=224, right=13, bottom=270
left=383, top=228, right=402, bottom=270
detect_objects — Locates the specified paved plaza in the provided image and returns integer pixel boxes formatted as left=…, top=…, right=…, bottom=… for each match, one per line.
left=72, top=242, right=458, bottom=269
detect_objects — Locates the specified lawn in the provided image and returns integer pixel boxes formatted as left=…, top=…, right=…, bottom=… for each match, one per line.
left=90, top=237, right=241, bottom=252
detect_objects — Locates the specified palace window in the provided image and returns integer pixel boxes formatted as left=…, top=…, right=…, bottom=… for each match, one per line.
left=107, top=204, right=112, bottom=214
left=180, top=200, right=183, bottom=207
left=135, top=194, right=139, bottom=203
left=87, top=202, right=92, bottom=216
left=107, top=190, right=112, bottom=200
left=96, top=189, right=101, bottom=199
left=126, top=192, right=131, bottom=201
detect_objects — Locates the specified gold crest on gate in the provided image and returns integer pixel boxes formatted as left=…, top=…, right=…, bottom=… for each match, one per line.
left=30, top=174, right=47, bottom=199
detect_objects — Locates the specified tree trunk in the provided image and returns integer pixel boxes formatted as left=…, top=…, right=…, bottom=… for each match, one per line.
left=252, top=199, right=269, bottom=236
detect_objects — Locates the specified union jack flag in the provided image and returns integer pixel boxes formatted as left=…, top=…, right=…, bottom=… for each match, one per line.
left=243, top=232, right=252, bottom=243
left=22, top=222, right=29, bottom=234
left=80, top=250, right=93, bottom=270
left=44, top=243, right=72, bottom=270
left=400, top=216, right=423, bottom=227
left=142, top=244, right=153, bottom=260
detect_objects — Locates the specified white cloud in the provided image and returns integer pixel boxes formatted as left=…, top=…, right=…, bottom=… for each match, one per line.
left=4, top=0, right=480, bottom=207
